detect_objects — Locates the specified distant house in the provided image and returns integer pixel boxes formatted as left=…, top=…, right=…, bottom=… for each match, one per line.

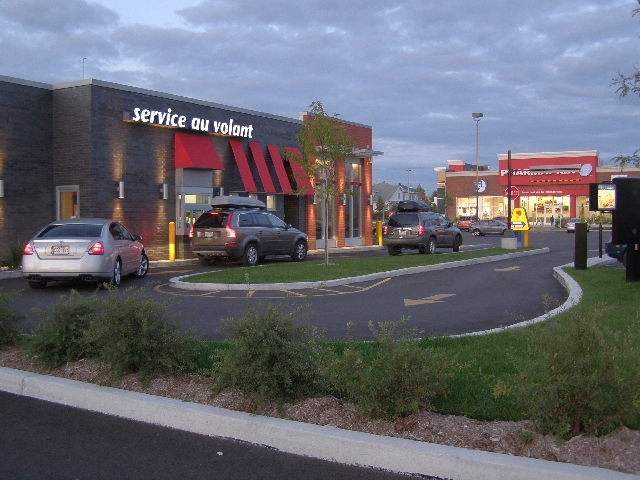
left=372, top=181, right=415, bottom=211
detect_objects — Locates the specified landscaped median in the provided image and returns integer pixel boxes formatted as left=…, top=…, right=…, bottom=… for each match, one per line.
left=170, top=247, right=549, bottom=290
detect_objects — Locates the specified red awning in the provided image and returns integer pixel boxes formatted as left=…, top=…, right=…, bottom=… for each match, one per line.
left=284, top=147, right=314, bottom=195
left=174, top=132, right=224, bottom=169
left=229, top=139, right=257, bottom=192
left=248, top=142, right=276, bottom=193
left=267, top=145, right=292, bottom=194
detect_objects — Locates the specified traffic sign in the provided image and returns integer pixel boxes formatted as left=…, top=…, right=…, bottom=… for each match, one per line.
left=510, top=207, right=529, bottom=231
left=503, top=186, right=519, bottom=200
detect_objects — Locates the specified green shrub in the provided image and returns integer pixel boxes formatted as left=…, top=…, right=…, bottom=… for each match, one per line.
left=0, top=291, right=22, bottom=345
left=211, top=301, right=327, bottom=404
left=28, top=291, right=102, bottom=367
left=85, top=288, right=196, bottom=381
left=495, top=304, right=640, bottom=439
left=334, top=320, right=457, bottom=419
left=0, top=242, right=24, bottom=269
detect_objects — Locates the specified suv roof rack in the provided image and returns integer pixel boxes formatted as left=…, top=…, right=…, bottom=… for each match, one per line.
left=397, top=200, right=430, bottom=212
left=209, top=195, right=266, bottom=210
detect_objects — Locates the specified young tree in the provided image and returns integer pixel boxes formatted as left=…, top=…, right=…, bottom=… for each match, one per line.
left=290, top=101, right=355, bottom=265
left=414, top=184, right=427, bottom=202
left=611, top=4, right=640, bottom=168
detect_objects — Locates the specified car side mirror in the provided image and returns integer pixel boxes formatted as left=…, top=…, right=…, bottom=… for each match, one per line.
left=133, top=234, right=142, bottom=241
left=286, top=223, right=292, bottom=229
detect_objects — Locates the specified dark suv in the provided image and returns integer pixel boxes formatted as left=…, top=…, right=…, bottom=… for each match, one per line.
left=383, top=201, right=462, bottom=255
left=190, top=196, right=308, bottom=266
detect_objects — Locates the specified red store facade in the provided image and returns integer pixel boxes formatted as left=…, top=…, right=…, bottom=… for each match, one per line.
left=438, top=151, right=640, bottom=225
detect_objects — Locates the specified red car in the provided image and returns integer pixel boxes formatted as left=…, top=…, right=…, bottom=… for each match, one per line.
left=456, top=215, right=477, bottom=231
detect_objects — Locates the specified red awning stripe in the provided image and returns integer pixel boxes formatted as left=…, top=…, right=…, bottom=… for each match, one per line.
left=267, top=145, right=292, bottom=194
left=229, top=139, right=257, bottom=192
left=284, top=147, right=314, bottom=195
left=248, top=142, right=276, bottom=193
left=174, top=132, right=224, bottom=169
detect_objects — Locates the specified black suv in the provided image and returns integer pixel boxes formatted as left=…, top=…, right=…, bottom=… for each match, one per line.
left=383, top=201, right=462, bottom=255
left=190, top=196, right=308, bottom=266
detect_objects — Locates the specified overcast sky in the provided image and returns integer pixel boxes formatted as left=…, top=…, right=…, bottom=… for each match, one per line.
left=1, top=0, right=639, bottom=191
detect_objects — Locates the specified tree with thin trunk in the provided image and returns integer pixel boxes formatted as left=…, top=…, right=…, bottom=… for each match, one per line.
left=290, top=101, right=355, bottom=265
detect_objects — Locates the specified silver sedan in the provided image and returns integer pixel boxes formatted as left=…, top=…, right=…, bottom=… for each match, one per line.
left=469, top=220, right=508, bottom=236
left=22, top=218, right=148, bottom=289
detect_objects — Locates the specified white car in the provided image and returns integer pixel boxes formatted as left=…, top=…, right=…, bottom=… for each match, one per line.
left=565, top=218, right=590, bottom=233
left=22, top=218, right=148, bottom=289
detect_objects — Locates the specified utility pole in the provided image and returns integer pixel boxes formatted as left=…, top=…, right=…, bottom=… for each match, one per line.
left=406, top=168, right=411, bottom=201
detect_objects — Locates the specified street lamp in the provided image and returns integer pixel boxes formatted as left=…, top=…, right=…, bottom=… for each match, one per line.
left=472, top=112, right=483, bottom=219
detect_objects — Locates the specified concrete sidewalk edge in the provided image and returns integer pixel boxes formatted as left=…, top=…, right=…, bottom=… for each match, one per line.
left=0, top=366, right=635, bottom=480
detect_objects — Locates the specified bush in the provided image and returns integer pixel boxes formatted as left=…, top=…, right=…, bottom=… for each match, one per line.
left=334, top=320, right=457, bottom=419
left=211, top=301, right=327, bottom=404
left=28, top=288, right=198, bottom=380
left=85, top=288, right=197, bottom=380
left=0, top=291, right=22, bottom=345
left=495, top=305, right=640, bottom=439
left=28, top=291, right=102, bottom=367
left=0, top=242, right=24, bottom=270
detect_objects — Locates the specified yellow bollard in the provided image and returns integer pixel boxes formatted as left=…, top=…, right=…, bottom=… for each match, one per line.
left=523, top=230, right=529, bottom=248
left=376, top=221, right=383, bottom=246
left=168, top=221, right=176, bottom=261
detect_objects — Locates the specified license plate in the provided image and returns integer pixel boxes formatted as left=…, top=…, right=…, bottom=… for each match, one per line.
left=51, top=245, right=70, bottom=255
left=205, top=231, right=213, bottom=238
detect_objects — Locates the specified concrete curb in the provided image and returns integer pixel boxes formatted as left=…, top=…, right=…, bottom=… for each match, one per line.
left=169, top=248, right=551, bottom=291
left=0, top=366, right=635, bottom=480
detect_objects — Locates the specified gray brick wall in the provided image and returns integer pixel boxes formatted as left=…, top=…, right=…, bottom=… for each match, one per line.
left=0, top=79, right=53, bottom=254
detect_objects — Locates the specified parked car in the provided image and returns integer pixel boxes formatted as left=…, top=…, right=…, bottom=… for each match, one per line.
left=190, top=196, right=308, bottom=266
left=22, top=218, right=148, bottom=289
left=456, top=215, right=477, bottom=231
left=566, top=218, right=590, bottom=233
left=383, top=201, right=462, bottom=255
left=469, top=219, right=508, bottom=236
left=492, top=216, right=510, bottom=226
left=605, top=237, right=628, bottom=267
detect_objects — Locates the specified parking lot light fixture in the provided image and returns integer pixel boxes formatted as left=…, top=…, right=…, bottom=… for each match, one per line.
left=472, top=113, right=483, bottom=218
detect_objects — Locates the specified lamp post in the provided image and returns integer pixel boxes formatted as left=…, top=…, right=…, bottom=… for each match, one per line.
left=472, top=113, right=483, bottom=219
left=406, top=168, right=411, bottom=200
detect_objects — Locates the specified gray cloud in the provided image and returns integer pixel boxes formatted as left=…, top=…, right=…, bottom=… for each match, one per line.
left=0, top=0, right=639, bottom=188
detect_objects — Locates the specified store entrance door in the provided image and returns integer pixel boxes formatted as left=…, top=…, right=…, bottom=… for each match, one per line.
left=57, top=186, right=79, bottom=220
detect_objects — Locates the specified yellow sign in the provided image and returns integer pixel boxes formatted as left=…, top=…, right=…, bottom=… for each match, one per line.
left=510, top=208, right=529, bottom=231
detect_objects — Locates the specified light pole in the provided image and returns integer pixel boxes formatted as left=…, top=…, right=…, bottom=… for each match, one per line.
left=472, top=113, right=483, bottom=219
left=406, top=168, right=411, bottom=200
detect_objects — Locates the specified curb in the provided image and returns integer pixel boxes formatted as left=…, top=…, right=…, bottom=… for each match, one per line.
left=169, top=248, right=551, bottom=291
left=0, top=366, right=635, bottom=480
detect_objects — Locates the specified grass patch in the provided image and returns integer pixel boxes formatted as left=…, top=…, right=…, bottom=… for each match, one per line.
left=184, top=247, right=540, bottom=284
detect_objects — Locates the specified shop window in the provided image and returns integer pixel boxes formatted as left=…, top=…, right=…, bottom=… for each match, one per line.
left=185, top=194, right=210, bottom=204
left=266, top=195, right=275, bottom=209
left=249, top=193, right=258, bottom=200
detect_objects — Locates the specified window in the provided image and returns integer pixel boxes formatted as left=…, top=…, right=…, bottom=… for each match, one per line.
left=185, top=194, right=210, bottom=204
left=266, top=195, right=276, bottom=209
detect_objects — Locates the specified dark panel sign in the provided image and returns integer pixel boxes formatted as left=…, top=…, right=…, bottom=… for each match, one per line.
left=612, top=177, right=640, bottom=245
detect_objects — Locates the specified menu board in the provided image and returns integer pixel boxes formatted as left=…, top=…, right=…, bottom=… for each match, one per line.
left=597, top=183, right=616, bottom=211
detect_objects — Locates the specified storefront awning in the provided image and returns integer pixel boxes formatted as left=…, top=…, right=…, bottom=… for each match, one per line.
left=283, top=147, right=314, bottom=195
left=229, top=139, right=257, bottom=192
left=248, top=142, right=276, bottom=193
left=174, top=132, right=224, bottom=169
left=267, top=145, right=292, bottom=194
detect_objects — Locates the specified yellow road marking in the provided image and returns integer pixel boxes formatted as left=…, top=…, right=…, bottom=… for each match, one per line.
left=494, top=266, right=520, bottom=272
left=404, top=293, right=456, bottom=307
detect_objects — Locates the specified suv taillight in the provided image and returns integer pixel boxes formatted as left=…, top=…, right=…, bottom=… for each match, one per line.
left=188, top=225, right=194, bottom=238
left=417, top=225, right=425, bottom=236
left=226, top=227, right=237, bottom=239
left=382, top=225, right=388, bottom=236
left=23, top=243, right=34, bottom=255
left=88, top=241, right=104, bottom=255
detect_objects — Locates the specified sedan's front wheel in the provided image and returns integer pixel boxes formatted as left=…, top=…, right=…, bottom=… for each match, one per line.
left=472, top=229, right=481, bottom=236
left=134, top=253, right=149, bottom=278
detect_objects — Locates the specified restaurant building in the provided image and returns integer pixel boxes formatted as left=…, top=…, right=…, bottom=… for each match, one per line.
left=436, top=151, right=640, bottom=225
left=0, top=75, right=380, bottom=260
